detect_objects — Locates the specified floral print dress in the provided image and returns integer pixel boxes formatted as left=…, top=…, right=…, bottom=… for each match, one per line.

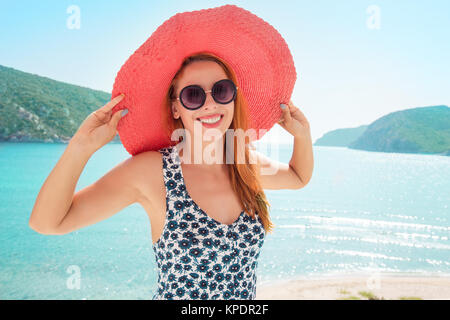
left=152, top=144, right=266, bottom=300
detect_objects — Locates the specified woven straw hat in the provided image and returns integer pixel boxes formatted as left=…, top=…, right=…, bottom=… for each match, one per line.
left=111, top=4, right=297, bottom=155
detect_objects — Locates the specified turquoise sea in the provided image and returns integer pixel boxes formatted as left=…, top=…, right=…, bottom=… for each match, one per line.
left=0, top=142, right=449, bottom=299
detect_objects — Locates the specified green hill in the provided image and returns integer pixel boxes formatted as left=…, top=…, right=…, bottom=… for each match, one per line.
left=348, top=105, right=450, bottom=155
left=314, top=125, right=369, bottom=147
left=0, top=64, right=120, bottom=143
left=314, top=105, right=450, bottom=156
left=2, top=65, right=449, bottom=156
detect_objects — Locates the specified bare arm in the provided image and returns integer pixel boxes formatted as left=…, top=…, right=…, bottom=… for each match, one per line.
left=289, top=134, right=314, bottom=185
left=28, top=140, right=94, bottom=234
left=29, top=138, right=145, bottom=235
left=54, top=146, right=144, bottom=235
left=250, top=148, right=306, bottom=190
left=251, top=101, right=314, bottom=190
left=28, top=93, right=136, bottom=235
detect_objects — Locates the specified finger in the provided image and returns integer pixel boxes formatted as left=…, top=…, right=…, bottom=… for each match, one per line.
left=292, top=107, right=308, bottom=123
left=108, top=109, right=124, bottom=129
left=288, top=101, right=300, bottom=114
left=289, top=105, right=302, bottom=118
left=92, top=110, right=108, bottom=123
left=98, top=93, right=125, bottom=113
left=280, top=103, right=292, bottom=122
left=277, top=118, right=287, bottom=130
left=287, top=101, right=307, bottom=120
left=92, top=110, right=103, bottom=121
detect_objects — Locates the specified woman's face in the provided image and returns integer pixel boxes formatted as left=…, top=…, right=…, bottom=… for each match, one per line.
left=171, top=60, right=235, bottom=139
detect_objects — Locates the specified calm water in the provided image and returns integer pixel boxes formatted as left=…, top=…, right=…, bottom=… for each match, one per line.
left=0, top=142, right=449, bottom=299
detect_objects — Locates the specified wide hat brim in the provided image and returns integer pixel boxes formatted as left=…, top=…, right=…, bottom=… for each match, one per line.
left=111, top=4, right=297, bottom=156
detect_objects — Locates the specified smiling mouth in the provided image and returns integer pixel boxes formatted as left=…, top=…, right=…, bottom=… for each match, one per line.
left=196, top=114, right=224, bottom=124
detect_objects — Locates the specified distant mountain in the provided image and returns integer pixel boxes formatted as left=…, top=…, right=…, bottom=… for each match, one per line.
left=0, top=64, right=121, bottom=143
left=2, top=65, right=449, bottom=156
left=314, top=105, right=450, bottom=156
left=349, top=105, right=450, bottom=155
left=314, top=125, right=369, bottom=147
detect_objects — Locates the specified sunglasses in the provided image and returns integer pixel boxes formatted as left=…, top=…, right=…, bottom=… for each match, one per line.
left=172, top=79, right=238, bottom=110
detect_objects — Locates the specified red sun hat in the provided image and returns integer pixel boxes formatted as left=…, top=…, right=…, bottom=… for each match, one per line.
left=111, top=4, right=297, bottom=156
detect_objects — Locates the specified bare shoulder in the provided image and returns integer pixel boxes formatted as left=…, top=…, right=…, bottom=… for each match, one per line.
left=126, top=150, right=164, bottom=205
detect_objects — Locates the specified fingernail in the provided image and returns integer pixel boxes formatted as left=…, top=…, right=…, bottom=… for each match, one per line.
left=120, top=93, right=125, bottom=98
left=280, top=104, right=287, bottom=109
left=121, top=109, right=128, bottom=116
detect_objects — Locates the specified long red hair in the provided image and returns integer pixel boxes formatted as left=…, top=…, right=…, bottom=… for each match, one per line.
left=162, top=52, right=274, bottom=233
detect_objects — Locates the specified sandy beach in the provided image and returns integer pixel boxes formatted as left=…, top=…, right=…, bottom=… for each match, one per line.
left=255, top=273, right=450, bottom=300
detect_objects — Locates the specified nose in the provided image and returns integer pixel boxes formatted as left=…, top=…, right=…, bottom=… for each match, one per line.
left=202, top=91, right=217, bottom=111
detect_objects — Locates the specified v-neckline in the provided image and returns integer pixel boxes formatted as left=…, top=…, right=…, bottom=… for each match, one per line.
left=171, top=145, right=245, bottom=227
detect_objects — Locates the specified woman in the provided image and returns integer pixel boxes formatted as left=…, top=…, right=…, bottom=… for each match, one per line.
left=29, top=5, right=314, bottom=300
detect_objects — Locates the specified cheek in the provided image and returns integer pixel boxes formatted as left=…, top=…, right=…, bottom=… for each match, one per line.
left=226, top=104, right=235, bottom=121
left=179, top=112, right=197, bottom=131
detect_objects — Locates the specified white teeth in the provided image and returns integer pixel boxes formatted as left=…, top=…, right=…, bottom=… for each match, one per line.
left=199, top=115, right=221, bottom=124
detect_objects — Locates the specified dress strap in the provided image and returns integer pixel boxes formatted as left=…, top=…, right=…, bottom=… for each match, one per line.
left=153, top=145, right=186, bottom=249
left=158, top=145, right=186, bottom=201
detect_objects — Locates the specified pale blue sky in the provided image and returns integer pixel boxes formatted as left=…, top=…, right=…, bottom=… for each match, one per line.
left=1, top=0, right=449, bottom=143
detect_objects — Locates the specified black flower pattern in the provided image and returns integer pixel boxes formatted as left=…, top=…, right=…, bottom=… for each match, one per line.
left=152, top=146, right=266, bottom=300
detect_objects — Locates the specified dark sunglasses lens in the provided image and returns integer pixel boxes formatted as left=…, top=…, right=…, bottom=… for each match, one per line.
left=213, top=80, right=236, bottom=103
left=181, top=86, right=204, bottom=109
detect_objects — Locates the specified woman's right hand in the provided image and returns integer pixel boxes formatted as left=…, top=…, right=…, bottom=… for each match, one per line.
left=71, top=94, right=127, bottom=153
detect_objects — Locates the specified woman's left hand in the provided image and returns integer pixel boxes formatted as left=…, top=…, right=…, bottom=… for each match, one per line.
left=277, top=100, right=311, bottom=139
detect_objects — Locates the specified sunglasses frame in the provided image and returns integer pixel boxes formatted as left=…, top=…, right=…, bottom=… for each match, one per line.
left=172, top=79, right=239, bottom=110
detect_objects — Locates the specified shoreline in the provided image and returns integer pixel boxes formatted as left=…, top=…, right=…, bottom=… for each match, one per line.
left=255, top=272, right=450, bottom=300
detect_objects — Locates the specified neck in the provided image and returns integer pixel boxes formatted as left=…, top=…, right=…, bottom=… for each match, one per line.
left=176, top=132, right=227, bottom=173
